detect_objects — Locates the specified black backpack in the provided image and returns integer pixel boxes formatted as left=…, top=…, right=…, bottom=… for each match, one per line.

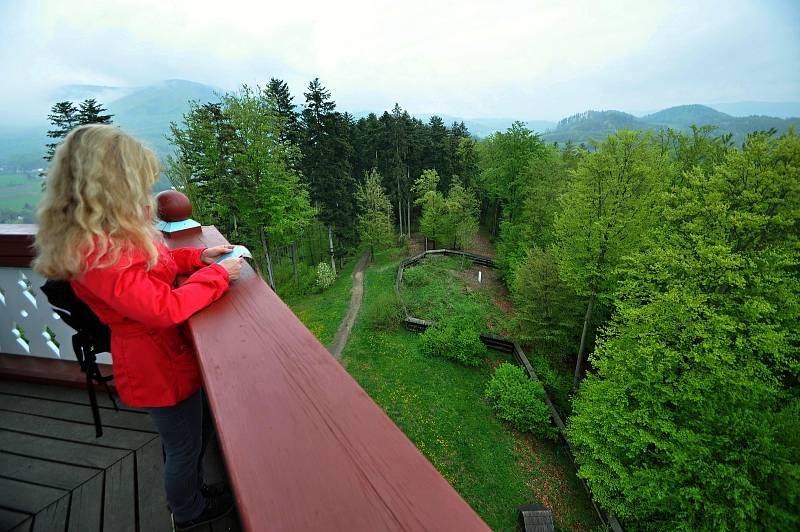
left=41, top=280, right=117, bottom=437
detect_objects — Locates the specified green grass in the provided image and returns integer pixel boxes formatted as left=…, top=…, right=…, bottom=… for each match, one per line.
left=341, top=250, right=601, bottom=531
left=283, top=252, right=361, bottom=347
left=401, top=255, right=509, bottom=334
left=0, top=173, right=42, bottom=210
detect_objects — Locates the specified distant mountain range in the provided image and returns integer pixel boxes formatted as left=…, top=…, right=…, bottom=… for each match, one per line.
left=541, top=104, right=800, bottom=146
left=1, top=79, right=797, bottom=171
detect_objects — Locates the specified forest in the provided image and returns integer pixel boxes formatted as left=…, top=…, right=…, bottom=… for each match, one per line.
left=43, top=78, right=800, bottom=530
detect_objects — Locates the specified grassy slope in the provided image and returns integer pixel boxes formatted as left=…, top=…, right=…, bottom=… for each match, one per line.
left=0, top=173, right=42, bottom=210
left=283, top=255, right=359, bottom=347
left=339, top=249, right=600, bottom=531
left=401, top=255, right=509, bottom=333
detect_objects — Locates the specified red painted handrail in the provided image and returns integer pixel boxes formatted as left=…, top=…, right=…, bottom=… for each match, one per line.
left=166, top=226, right=489, bottom=531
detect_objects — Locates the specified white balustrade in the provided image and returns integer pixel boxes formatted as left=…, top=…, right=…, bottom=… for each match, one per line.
left=0, top=267, right=112, bottom=364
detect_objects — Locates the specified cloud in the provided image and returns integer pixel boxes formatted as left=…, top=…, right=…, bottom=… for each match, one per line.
left=1, top=0, right=798, bottom=123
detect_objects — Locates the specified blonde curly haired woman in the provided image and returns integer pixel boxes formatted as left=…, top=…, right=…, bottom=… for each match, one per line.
left=34, top=124, right=242, bottom=530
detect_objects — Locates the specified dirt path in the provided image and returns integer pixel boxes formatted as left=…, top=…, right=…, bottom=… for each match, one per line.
left=328, top=250, right=371, bottom=359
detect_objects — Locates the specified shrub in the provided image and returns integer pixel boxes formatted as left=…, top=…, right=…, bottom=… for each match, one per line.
left=484, top=363, right=557, bottom=439
left=274, top=262, right=317, bottom=298
left=419, top=319, right=486, bottom=367
left=364, top=290, right=405, bottom=331
left=402, top=265, right=430, bottom=288
left=315, top=262, right=336, bottom=291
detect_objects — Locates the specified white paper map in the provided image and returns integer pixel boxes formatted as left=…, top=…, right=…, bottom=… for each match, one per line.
left=214, top=245, right=253, bottom=263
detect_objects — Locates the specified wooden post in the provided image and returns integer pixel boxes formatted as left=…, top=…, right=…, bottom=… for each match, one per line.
left=328, top=225, right=337, bottom=276
left=260, top=226, right=275, bottom=290
left=291, top=240, right=299, bottom=287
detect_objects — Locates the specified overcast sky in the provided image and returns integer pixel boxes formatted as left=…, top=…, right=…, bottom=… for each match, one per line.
left=1, top=0, right=798, bottom=123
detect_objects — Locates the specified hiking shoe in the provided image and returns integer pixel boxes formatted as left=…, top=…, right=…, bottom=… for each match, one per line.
left=174, top=492, right=235, bottom=530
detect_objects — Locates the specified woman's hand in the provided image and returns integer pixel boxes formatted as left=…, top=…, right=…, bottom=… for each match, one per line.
left=219, top=258, right=243, bottom=281
left=201, top=245, right=234, bottom=265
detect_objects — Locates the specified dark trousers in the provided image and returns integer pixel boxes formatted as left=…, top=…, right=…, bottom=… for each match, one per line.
left=145, top=389, right=213, bottom=521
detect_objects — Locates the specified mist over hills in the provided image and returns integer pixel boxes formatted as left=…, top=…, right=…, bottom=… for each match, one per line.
left=1, top=79, right=798, bottom=172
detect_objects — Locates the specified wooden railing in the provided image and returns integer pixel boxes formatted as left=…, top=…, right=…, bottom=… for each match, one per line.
left=0, top=224, right=490, bottom=531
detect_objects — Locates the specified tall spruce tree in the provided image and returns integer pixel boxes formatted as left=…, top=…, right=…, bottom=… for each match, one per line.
left=266, top=78, right=300, bottom=148
left=44, top=98, right=114, bottom=164
left=299, top=78, right=356, bottom=248
left=77, top=98, right=113, bottom=125
left=44, top=101, right=79, bottom=161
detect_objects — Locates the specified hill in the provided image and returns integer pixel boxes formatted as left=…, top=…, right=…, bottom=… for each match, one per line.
left=541, top=104, right=800, bottom=145
left=348, top=111, right=555, bottom=138
left=0, top=80, right=220, bottom=172
left=542, top=110, right=646, bottom=144
left=109, top=79, right=221, bottom=156
left=709, top=101, right=800, bottom=118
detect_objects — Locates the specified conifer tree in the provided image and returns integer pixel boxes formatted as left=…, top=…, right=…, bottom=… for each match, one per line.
left=44, top=101, right=79, bottom=161
left=77, top=98, right=113, bottom=125
left=356, top=168, right=394, bottom=258
left=266, top=78, right=300, bottom=147
left=45, top=99, right=113, bottom=162
left=299, top=78, right=356, bottom=247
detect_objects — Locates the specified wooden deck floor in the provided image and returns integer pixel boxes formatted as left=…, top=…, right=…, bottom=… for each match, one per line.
left=0, top=380, right=241, bottom=532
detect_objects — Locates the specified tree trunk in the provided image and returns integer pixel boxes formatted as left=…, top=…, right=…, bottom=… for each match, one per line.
left=328, top=225, right=337, bottom=276
left=572, top=293, right=595, bottom=393
left=291, top=240, right=299, bottom=286
left=259, top=226, right=275, bottom=291
left=398, top=197, right=403, bottom=236
left=407, top=197, right=411, bottom=238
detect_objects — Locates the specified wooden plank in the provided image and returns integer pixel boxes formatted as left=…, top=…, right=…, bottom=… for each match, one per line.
left=67, top=470, right=103, bottom=532
left=0, top=477, right=65, bottom=515
left=0, top=431, right=128, bottom=470
left=0, top=379, right=125, bottom=411
left=0, top=451, right=98, bottom=490
left=0, top=395, right=155, bottom=433
left=135, top=438, right=171, bottom=532
left=31, top=495, right=69, bottom=532
left=102, top=453, right=135, bottom=532
left=0, top=356, right=115, bottom=392
left=0, top=411, right=155, bottom=451
left=166, top=227, right=490, bottom=532
left=0, top=508, right=30, bottom=531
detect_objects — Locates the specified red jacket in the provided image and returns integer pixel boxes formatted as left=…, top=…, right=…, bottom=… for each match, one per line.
left=71, top=241, right=230, bottom=408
